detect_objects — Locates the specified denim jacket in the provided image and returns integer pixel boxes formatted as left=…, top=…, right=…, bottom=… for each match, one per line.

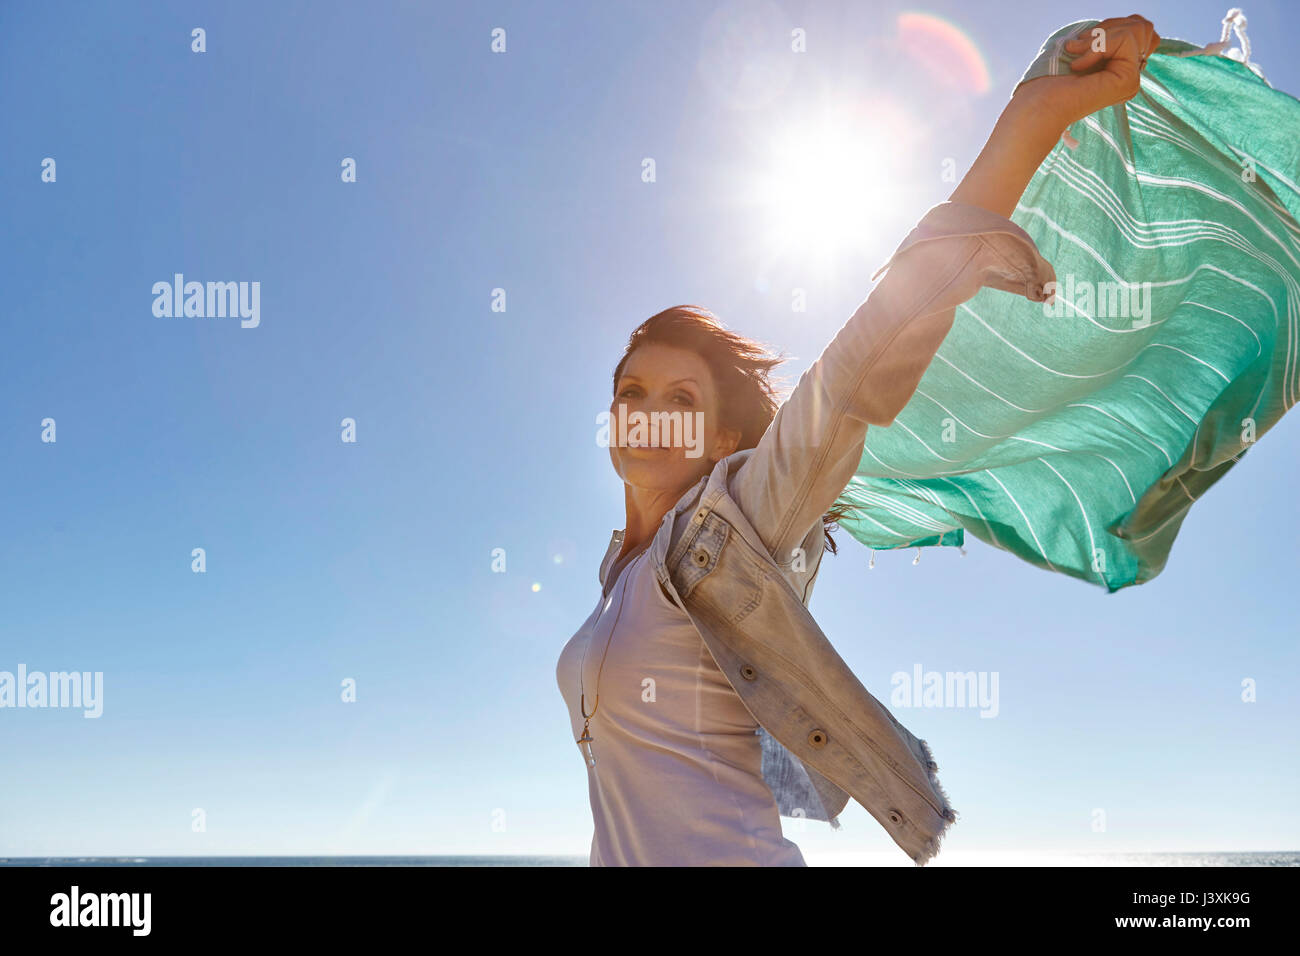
left=598, top=200, right=1056, bottom=865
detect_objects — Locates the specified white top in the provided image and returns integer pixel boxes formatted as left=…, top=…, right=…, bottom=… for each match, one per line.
left=555, top=541, right=805, bottom=866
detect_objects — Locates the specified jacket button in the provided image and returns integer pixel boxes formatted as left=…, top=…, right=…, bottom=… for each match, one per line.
left=807, top=729, right=827, bottom=748
left=740, top=665, right=757, bottom=680
left=695, top=509, right=708, bottom=521
left=887, top=809, right=903, bottom=825
left=692, top=548, right=709, bottom=567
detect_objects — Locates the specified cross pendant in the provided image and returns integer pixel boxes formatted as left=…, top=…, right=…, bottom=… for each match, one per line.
left=577, top=725, right=596, bottom=767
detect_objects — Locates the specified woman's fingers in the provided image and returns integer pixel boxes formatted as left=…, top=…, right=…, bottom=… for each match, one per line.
left=1068, top=33, right=1136, bottom=78
left=1019, top=15, right=1161, bottom=125
left=1066, top=24, right=1124, bottom=73
left=1065, top=16, right=1157, bottom=73
left=1067, top=44, right=1108, bottom=73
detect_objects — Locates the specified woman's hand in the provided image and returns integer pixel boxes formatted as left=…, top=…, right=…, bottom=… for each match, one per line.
left=1016, top=15, right=1161, bottom=131
left=949, top=15, right=1160, bottom=219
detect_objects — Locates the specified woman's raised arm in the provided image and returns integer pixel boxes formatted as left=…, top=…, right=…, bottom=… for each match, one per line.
left=728, top=15, right=1160, bottom=564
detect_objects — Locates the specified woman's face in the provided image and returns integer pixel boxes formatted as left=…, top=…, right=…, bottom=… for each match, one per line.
left=609, top=343, right=740, bottom=497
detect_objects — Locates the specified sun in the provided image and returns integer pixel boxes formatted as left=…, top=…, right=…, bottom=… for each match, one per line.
left=749, top=108, right=908, bottom=271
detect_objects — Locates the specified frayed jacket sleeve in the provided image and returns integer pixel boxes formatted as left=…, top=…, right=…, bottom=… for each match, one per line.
left=729, top=199, right=1058, bottom=562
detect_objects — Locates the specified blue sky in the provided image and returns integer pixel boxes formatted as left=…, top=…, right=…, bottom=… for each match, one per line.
left=1, top=0, right=1296, bottom=860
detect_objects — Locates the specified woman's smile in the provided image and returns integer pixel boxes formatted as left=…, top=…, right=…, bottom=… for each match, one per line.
left=622, top=439, right=671, bottom=452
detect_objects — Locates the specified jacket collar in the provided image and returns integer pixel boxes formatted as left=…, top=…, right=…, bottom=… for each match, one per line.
left=597, top=457, right=736, bottom=590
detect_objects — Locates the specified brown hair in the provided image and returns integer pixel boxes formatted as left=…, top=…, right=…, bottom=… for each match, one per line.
left=612, top=304, right=855, bottom=554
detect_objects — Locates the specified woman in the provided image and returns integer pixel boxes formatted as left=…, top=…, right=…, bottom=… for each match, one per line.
left=557, top=16, right=1161, bottom=866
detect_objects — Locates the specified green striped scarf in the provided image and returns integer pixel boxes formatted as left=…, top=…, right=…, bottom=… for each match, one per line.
left=833, top=14, right=1300, bottom=591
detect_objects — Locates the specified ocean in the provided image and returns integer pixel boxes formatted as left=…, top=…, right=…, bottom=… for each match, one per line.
left=2, top=852, right=1297, bottom=866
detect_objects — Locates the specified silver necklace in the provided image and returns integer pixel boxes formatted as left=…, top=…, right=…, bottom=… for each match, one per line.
left=576, top=543, right=649, bottom=767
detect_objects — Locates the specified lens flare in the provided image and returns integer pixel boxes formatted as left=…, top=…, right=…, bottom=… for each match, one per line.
left=896, top=12, right=990, bottom=95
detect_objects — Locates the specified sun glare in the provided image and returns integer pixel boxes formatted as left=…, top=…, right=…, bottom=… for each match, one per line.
left=752, top=111, right=907, bottom=271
